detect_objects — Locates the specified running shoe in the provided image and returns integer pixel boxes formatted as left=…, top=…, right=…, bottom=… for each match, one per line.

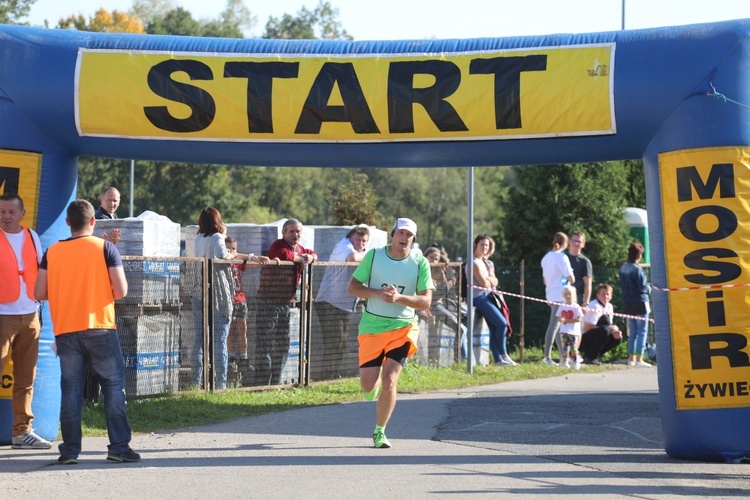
left=373, top=430, right=391, bottom=449
left=106, top=449, right=141, bottom=463
left=542, top=358, right=558, bottom=366
left=11, top=430, right=53, bottom=449
left=635, top=360, right=652, bottom=367
left=57, top=456, right=78, bottom=465
left=364, top=385, right=381, bottom=401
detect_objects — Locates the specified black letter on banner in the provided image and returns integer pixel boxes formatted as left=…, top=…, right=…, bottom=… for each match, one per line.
left=0, top=167, right=21, bottom=194
left=144, top=60, right=215, bottom=133
left=679, top=206, right=738, bottom=242
left=469, top=55, right=547, bottom=130
left=676, top=164, right=735, bottom=202
left=679, top=205, right=737, bottom=242
left=295, top=62, right=379, bottom=134
left=706, top=291, right=726, bottom=327
left=387, top=61, right=468, bottom=133
left=683, top=248, right=741, bottom=284
left=689, top=333, right=750, bottom=370
left=224, top=61, right=299, bottom=133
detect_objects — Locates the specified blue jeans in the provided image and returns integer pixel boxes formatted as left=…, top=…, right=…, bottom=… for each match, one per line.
left=56, top=329, right=132, bottom=458
left=191, top=295, right=232, bottom=390
left=473, top=293, right=508, bottom=361
left=627, top=314, right=649, bottom=355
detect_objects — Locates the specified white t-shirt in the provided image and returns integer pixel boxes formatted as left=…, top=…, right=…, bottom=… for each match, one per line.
left=541, top=250, right=574, bottom=303
left=316, top=237, right=364, bottom=312
left=556, top=303, right=582, bottom=336
left=0, top=228, right=42, bottom=315
left=583, top=298, right=614, bottom=327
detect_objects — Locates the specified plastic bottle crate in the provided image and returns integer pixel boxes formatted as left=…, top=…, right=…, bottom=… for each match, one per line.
left=117, top=313, right=180, bottom=397
left=121, top=259, right=181, bottom=305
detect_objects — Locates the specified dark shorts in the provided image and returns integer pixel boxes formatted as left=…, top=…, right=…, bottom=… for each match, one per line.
left=232, top=302, right=248, bottom=320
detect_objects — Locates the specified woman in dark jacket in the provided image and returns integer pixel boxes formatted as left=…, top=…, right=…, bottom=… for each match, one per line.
left=619, top=242, right=651, bottom=367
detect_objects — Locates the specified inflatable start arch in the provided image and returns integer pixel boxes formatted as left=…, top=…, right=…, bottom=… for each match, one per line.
left=1, top=20, right=749, bottom=461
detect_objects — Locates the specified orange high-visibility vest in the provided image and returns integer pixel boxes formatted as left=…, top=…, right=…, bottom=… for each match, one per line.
left=0, top=227, right=38, bottom=303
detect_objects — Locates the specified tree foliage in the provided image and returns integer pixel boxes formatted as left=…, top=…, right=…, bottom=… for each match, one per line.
left=264, top=1, right=351, bottom=40
left=57, top=8, right=145, bottom=33
left=330, top=171, right=383, bottom=226
left=135, top=0, right=253, bottom=38
left=497, top=163, right=632, bottom=267
left=0, top=0, right=35, bottom=25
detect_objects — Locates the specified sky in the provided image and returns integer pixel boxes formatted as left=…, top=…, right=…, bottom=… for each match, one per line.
left=25, top=0, right=750, bottom=40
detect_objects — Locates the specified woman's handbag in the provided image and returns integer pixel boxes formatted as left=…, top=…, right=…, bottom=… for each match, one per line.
left=488, top=291, right=513, bottom=337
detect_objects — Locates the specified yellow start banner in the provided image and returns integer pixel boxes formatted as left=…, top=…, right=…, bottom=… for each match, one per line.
left=0, top=149, right=42, bottom=229
left=75, top=45, right=615, bottom=142
left=659, top=147, right=750, bottom=410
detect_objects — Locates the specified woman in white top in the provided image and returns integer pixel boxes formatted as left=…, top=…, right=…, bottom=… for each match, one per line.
left=540, top=232, right=575, bottom=366
left=467, top=234, right=515, bottom=366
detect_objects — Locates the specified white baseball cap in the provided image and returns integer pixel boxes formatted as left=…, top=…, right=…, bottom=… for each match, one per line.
left=392, top=217, right=417, bottom=236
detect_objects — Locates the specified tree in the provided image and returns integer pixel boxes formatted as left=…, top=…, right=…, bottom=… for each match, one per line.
left=264, top=1, right=352, bottom=40
left=130, top=0, right=176, bottom=26
left=144, top=7, right=201, bottom=36
left=330, top=171, right=382, bottom=226
left=0, top=0, right=35, bottom=25
left=139, top=0, right=253, bottom=38
left=497, top=162, right=632, bottom=267
left=623, top=159, right=647, bottom=208
left=57, top=8, right=145, bottom=33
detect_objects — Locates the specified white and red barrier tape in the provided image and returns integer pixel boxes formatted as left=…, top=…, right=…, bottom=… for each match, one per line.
left=649, top=282, right=750, bottom=292
left=469, top=284, right=654, bottom=323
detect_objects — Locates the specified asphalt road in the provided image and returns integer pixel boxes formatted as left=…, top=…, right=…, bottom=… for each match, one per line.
left=2, top=366, right=748, bottom=499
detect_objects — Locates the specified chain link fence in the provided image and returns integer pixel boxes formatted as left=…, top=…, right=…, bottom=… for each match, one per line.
left=107, top=257, right=650, bottom=399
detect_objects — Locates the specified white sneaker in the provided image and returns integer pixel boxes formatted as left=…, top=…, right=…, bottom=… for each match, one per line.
left=573, top=361, right=581, bottom=371
left=12, top=430, right=53, bottom=449
left=635, top=360, right=652, bottom=367
left=501, top=355, right=517, bottom=366
left=627, top=360, right=636, bottom=367
left=542, top=358, right=558, bottom=366
left=560, top=360, right=570, bottom=369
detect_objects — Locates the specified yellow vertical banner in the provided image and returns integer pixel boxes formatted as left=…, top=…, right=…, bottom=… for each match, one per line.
left=0, top=149, right=43, bottom=229
left=659, top=146, right=750, bottom=410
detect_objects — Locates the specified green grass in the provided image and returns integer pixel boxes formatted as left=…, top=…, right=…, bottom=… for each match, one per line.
left=81, top=347, right=623, bottom=437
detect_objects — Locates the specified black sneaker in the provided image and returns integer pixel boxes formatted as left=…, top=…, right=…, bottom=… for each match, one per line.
left=57, top=456, right=78, bottom=465
left=106, top=449, right=141, bottom=463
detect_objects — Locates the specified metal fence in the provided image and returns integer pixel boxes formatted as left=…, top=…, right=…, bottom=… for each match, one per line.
left=107, top=257, right=650, bottom=399
left=108, top=258, right=466, bottom=399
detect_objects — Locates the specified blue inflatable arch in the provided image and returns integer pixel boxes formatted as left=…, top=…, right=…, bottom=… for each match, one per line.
left=1, top=21, right=749, bottom=462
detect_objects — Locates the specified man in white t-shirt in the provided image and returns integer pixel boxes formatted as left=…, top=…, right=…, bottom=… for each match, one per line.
left=0, top=193, right=52, bottom=449
left=314, top=225, right=370, bottom=378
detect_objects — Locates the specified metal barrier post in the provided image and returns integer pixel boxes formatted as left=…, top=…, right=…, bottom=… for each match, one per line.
left=519, top=259, right=526, bottom=363
left=206, top=259, right=214, bottom=391
left=300, top=264, right=311, bottom=387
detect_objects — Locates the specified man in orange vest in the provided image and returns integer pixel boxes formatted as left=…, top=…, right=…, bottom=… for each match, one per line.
left=0, top=192, right=52, bottom=449
left=35, top=199, right=139, bottom=464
